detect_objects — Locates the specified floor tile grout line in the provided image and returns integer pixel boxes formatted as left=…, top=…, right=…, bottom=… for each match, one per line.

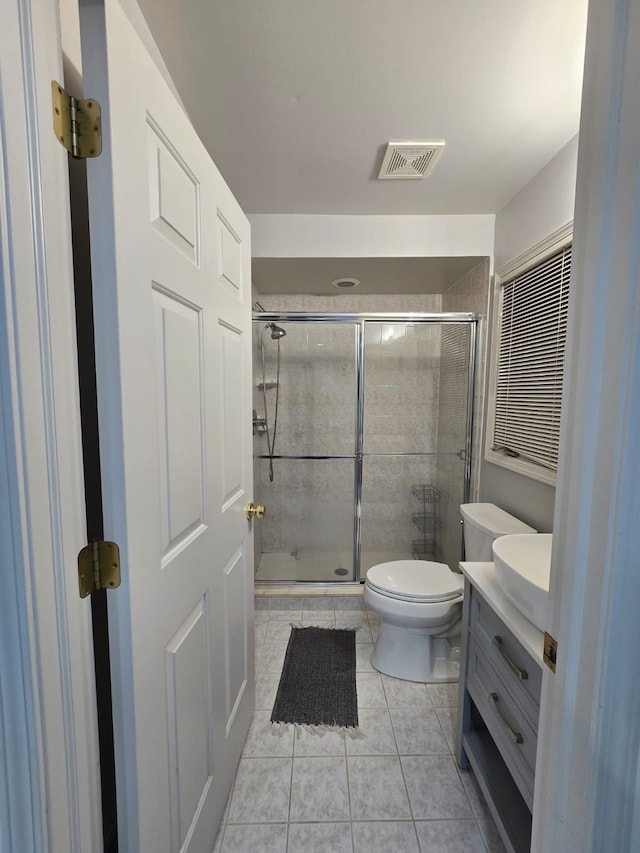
left=286, top=733, right=295, bottom=837
left=226, top=815, right=489, bottom=827
left=412, top=817, right=423, bottom=853
left=386, top=694, right=404, bottom=756
left=396, top=737, right=418, bottom=828
left=453, top=755, right=486, bottom=832
left=477, top=817, right=492, bottom=853
left=342, top=753, right=352, bottom=845
left=345, top=747, right=354, bottom=829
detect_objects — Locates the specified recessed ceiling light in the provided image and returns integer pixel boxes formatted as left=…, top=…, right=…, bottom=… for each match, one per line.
left=332, top=277, right=360, bottom=289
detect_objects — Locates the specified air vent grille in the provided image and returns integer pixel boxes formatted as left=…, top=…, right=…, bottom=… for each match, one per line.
left=378, top=141, right=445, bottom=180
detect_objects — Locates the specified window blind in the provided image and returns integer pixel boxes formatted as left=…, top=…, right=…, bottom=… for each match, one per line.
left=493, top=244, right=571, bottom=472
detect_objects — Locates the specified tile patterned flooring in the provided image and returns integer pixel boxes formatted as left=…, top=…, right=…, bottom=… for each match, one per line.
left=213, top=596, right=507, bottom=853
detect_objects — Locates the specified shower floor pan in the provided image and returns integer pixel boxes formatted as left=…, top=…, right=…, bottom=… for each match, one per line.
left=255, top=549, right=414, bottom=583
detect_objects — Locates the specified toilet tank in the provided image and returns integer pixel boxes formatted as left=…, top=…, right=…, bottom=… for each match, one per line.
left=459, top=503, right=537, bottom=561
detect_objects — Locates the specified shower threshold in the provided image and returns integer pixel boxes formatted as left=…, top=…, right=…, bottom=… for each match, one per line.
left=255, top=549, right=414, bottom=584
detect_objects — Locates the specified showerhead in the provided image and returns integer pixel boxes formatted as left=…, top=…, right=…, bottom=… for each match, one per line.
left=265, top=322, right=287, bottom=340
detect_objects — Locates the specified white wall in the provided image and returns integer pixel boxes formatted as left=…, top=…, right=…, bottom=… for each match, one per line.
left=250, top=214, right=495, bottom=259
left=480, top=135, right=579, bottom=531
left=494, top=135, right=579, bottom=270
left=59, top=0, right=183, bottom=105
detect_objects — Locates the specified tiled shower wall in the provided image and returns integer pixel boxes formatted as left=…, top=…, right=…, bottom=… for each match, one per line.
left=437, top=260, right=491, bottom=569
left=253, top=286, right=486, bottom=576
left=255, top=294, right=442, bottom=313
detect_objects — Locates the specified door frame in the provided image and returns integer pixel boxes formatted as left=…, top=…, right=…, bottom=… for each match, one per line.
left=3, top=0, right=640, bottom=849
left=533, top=0, right=640, bottom=849
left=0, top=0, right=101, bottom=850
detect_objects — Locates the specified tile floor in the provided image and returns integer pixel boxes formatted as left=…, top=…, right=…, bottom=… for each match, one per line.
left=213, top=595, right=507, bottom=853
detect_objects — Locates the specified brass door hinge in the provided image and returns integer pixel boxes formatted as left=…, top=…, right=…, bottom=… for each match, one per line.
left=543, top=631, right=558, bottom=673
left=51, top=81, right=102, bottom=159
left=78, top=541, right=121, bottom=598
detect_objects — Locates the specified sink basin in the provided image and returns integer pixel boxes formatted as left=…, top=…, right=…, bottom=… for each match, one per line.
left=492, top=534, right=552, bottom=631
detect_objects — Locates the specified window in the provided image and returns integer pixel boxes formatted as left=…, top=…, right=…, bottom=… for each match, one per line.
left=486, top=232, right=572, bottom=485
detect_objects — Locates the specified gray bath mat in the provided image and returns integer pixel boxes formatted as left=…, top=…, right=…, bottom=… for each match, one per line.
left=271, top=626, right=358, bottom=729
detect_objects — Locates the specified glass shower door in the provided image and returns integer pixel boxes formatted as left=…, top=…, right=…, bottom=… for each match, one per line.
left=253, top=320, right=359, bottom=582
left=360, top=321, right=473, bottom=575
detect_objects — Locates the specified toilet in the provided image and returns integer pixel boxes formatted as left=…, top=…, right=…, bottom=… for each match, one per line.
left=364, top=502, right=536, bottom=683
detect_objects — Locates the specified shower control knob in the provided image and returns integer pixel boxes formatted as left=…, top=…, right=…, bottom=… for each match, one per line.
left=246, top=502, right=266, bottom=521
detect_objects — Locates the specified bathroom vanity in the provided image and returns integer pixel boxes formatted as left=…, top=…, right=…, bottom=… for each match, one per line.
left=455, top=562, right=545, bottom=853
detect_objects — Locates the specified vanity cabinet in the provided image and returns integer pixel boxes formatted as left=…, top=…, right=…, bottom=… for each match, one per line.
left=456, top=564, right=545, bottom=853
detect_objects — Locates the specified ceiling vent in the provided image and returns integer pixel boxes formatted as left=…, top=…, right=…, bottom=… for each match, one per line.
left=378, top=140, right=445, bottom=180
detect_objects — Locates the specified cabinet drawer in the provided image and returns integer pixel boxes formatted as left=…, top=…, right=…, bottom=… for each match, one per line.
left=467, top=637, right=537, bottom=808
left=470, top=589, right=542, bottom=728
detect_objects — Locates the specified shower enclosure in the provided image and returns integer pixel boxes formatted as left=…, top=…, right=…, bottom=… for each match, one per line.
left=252, top=312, right=477, bottom=584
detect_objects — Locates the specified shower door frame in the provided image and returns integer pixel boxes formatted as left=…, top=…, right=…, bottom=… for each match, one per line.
left=253, top=311, right=479, bottom=584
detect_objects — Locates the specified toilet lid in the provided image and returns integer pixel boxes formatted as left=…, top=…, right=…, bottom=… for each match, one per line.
left=366, top=560, right=463, bottom=603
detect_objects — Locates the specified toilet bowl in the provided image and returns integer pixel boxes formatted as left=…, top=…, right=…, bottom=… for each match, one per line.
left=365, top=504, right=535, bottom=683
left=364, top=560, right=464, bottom=683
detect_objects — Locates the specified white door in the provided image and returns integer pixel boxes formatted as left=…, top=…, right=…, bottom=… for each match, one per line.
left=80, top=1, right=255, bottom=850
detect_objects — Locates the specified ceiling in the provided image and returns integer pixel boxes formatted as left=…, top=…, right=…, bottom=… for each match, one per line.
left=136, top=1, right=587, bottom=295
left=137, top=0, right=588, bottom=217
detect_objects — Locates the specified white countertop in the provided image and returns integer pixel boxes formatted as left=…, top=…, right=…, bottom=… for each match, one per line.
left=459, top=561, right=545, bottom=667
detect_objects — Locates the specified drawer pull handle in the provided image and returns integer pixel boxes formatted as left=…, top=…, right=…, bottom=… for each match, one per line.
left=489, top=692, right=523, bottom=744
left=493, top=636, right=528, bottom=680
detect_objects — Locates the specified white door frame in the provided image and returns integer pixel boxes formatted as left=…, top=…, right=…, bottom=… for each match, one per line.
left=0, top=0, right=101, bottom=851
left=533, top=0, right=640, bottom=849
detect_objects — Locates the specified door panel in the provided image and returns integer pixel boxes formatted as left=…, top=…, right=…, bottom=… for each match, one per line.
left=218, top=213, right=243, bottom=296
left=147, top=121, right=199, bottom=262
left=165, top=596, right=213, bottom=851
left=154, top=289, right=206, bottom=557
left=221, top=326, right=245, bottom=503
left=223, top=549, right=251, bottom=726
left=81, top=2, right=254, bottom=850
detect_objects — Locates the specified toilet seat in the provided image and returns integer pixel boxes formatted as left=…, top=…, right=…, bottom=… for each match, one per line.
left=365, top=560, right=463, bottom=603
